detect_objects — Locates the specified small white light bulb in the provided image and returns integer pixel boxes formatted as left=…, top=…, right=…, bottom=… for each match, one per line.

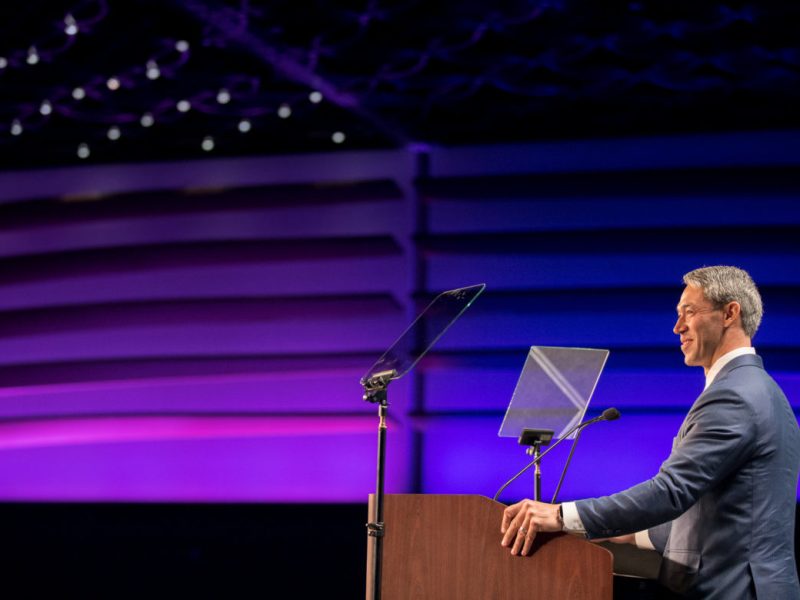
left=175, top=40, right=189, bottom=52
left=107, top=77, right=120, bottom=91
left=145, top=60, right=160, bottom=80
left=107, top=126, right=121, bottom=141
left=238, top=119, right=251, bottom=133
left=27, top=46, right=39, bottom=65
left=72, top=87, right=86, bottom=100
left=277, top=103, right=291, bottom=119
left=309, top=91, right=323, bottom=104
left=64, top=14, right=79, bottom=36
left=77, top=143, right=90, bottom=159
left=332, top=131, right=346, bottom=144
left=140, top=112, right=154, bottom=127
left=216, top=88, right=231, bottom=104
left=10, top=119, right=23, bottom=136
left=40, top=100, right=53, bottom=116
left=177, top=99, right=191, bottom=113
left=0, top=57, right=7, bottom=69
left=201, top=136, right=215, bottom=151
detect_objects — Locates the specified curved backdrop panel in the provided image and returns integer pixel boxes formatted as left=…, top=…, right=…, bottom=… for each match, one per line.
left=0, top=132, right=798, bottom=502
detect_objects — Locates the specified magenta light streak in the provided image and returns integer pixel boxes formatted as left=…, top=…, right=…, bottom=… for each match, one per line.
left=0, top=415, right=376, bottom=450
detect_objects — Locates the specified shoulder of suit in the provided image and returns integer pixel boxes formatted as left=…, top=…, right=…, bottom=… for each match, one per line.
left=716, top=353, right=764, bottom=378
left=696, top=357, right=768, bottom=409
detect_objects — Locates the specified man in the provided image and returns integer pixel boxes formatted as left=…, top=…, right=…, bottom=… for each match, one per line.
left=500, top=266, right=800, bottom=598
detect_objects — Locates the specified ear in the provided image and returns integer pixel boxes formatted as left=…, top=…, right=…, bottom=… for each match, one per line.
left=722, top=301, right=741, bottom=329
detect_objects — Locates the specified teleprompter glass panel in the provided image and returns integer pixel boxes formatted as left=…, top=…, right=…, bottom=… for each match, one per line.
left=499, top=346, right=609, bottom=440
left=361, top=283, right=485, bottom=385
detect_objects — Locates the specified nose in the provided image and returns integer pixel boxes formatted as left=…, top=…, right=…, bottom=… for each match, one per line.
left=673, top=314, right=686, bottom=335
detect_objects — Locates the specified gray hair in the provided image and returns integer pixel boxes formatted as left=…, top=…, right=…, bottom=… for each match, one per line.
left=682, top=266, right=763, bottom=338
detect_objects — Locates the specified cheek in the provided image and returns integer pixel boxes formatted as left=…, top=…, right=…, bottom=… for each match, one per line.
left=697, top=323, right=721, bottom=344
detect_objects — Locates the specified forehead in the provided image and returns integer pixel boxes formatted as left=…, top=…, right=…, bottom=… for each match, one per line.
left=677, top=285, right=709, bottom=309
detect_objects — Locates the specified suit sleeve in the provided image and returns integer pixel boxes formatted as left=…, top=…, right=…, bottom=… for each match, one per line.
left=647, top=521, right=671, bottom=553
left=574, top=389, right=756, bottom=540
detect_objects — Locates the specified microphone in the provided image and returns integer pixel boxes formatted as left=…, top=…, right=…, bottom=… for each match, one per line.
left=598, top=407, right=620, bottom=422
left=493, top=408, right=621, bottom=502
left=551, top=408, right=620, bottom=503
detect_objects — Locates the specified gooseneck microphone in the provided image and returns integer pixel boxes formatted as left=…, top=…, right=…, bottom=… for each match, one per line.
left=493, top=408, right=621, bottom=502
left=551, top=407, right=620, bottom=503
left=599, top=407, right=620, bottom=422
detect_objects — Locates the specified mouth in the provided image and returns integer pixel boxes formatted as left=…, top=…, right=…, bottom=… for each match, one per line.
left=680, top=338, right=693, bottom=350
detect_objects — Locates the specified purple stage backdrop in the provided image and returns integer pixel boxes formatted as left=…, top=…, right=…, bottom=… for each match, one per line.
left=0, top=133, right=799, bottom=503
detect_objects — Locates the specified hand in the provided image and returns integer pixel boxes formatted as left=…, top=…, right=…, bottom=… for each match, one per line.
left=500, top=499, right=562, bottom=556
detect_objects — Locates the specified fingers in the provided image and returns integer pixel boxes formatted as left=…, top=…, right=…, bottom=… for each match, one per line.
left=500, top=516, right=520, bottom=548
left=521, top=525, right=536, bottom=556
left=501, top=500, right=561, bottom=556
left=511, top=519, right=538, bottom=556
left=500, top=500, right=524, bottom=534
left=511, top=520, right=535, bottom=556
left=502, top=509, right=535, bottom=555
left=511, top=526, right=525, bottom=555
left=501, top=500, right=530, bottom=546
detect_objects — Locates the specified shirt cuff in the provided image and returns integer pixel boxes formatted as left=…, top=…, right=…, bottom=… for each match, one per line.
left=634, top=530, right=656, bottom=550
left=560, top=502, right=586, bottom=533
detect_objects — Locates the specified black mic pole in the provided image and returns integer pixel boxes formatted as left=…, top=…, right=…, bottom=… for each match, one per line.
left=550, top=426, right=586, bottom=504
left=363, top=370, right=396, bottom=600
left=493, top=408, right=620, bottom=502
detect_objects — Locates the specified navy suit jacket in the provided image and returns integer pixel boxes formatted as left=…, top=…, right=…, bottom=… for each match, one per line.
left=576, top=354, right=800, bottom=598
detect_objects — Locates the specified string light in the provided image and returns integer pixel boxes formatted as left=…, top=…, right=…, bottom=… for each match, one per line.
left=146, top=60, right=160, bottom=80
left=277, top=103, right=292, bottom=119
left=64, top=14, right=79, bottom=36
left=2, top=14, right=361, bottom=160
left=216, top=88, right=231, bottom=104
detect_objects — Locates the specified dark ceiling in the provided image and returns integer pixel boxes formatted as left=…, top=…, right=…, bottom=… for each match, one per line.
left=1, top=0, right=799, bottom=169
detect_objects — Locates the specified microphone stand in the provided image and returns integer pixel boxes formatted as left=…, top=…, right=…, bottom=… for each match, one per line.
left=517, top=429, right=554, bottom=501
left=493, top=430, right=571, bottom=502
left=357, top=282, right=486, bottom=600
left=363, top=369, right=396, bottom=600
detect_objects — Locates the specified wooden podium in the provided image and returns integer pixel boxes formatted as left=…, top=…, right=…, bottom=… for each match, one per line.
left=367, top=494, right=613, bottom=599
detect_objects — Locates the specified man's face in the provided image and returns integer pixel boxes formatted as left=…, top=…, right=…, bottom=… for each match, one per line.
left=674, top=285, right=725, bottom=372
